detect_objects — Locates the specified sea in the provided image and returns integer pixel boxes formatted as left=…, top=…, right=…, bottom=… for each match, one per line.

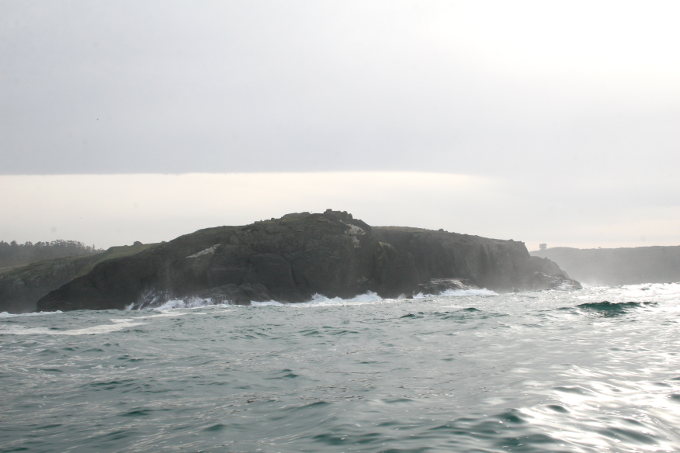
left=1, top=283, right=679, bottom=453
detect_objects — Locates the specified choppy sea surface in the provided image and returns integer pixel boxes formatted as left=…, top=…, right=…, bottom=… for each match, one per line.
left=1, top=283, right=680, bottom=452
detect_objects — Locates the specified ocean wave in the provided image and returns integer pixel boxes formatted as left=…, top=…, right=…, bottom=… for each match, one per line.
left=252, top=291, right=386, bottom=308
left=251, top=288, right=497, bottom=308
left=0, top=318, right=145, bottom=336
left=581, top=282, right=680, bottom=299
left=153, top=297, right=226, bottom=311
left=618, top=282, right=680, bottom=301
left=137, top=287, right=500, bottom=311
left=575, top=301, right=657, bottom=316
left=0, top=310, right=63, bottom=318
left=250, top=300, right=285, bottom=307
left=413, top=288, right=498, bottom=299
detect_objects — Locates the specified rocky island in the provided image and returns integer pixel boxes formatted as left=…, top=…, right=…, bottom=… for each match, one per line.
left=34, top=210, right=579, bottom=312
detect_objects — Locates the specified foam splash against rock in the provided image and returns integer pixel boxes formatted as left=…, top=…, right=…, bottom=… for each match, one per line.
left=414, top=288, right=498, bottom=299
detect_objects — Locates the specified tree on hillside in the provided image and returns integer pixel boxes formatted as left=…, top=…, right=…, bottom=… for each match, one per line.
left=0, top=240, right=100, bottom=268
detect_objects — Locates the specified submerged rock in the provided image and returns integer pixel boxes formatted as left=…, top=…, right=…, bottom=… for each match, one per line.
left=37, top=210, right=579, bottom=311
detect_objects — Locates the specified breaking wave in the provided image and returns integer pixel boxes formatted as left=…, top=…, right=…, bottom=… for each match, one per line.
left=0, top=318, right=145, bottom=336
left=413, top=288, right=498, bottom=299
left=153, top=297, right=226, bottom=311
left=152, top=287, right=499, bottom=310
left=0, top=310, right=63, bottom=318
left=251, top=291, right=385, bottom=307
left=575, top=301, right=657, bottom=316
left=126, top=285, right=501, bottom=311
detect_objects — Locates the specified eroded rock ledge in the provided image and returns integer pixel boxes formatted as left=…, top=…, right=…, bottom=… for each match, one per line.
left=37, top=210, right=579, bottom=311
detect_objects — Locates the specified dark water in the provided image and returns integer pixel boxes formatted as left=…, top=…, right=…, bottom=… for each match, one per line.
left=1, top=284, right=680, bottom=452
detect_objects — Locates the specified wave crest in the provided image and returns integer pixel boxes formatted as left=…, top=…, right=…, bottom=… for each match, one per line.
left=576, top=301, right=656, bottom=316
left=413, top=288, right=498, bottom=299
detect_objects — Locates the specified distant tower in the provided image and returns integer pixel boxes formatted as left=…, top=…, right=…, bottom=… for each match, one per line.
left=539, top=243, right=547, bottom=251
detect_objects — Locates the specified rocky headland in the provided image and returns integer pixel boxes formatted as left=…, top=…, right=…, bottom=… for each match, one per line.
left=35, top=211, right=579, bottom=312
left=532, top=246, right=680, bottom=285
left=0, top=243, right=154, bottom=313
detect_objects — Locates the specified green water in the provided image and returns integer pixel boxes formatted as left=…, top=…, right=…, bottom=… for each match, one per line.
left=1, top=284, right=679, bottom=452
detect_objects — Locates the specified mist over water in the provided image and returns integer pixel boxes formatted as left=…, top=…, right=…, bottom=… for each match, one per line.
left=2, top=283, right=680, bottom=452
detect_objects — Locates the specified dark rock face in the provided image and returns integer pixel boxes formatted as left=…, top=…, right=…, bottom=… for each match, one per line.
left=0, top=258, right=90, bottom=313
left=37, top=211, right=579, bottom=311
left=0, top=244, right=153, bottom=313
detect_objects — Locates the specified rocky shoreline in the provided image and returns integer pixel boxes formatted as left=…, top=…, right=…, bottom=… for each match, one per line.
left=35, top=210, right=579, bottom=312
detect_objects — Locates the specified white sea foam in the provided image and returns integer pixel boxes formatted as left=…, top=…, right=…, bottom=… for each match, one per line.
left=445, top=288, right=498, bottom=296
left=155, top=298, right=214, bottom=310
left=576, top=282, right=680, bottom=305
left=250, top=300, right=285, bottom=307
left=252, top=291, right=391, bottom=308
left=307, top=291, right=382, bottom=304
left=0, top=318, right=145, bottom=336
left=137, top=312, right=190, bottom=319
left=413, top=288, right=498, bottom=299
left=0, top=310, right=63, bottom=318
left=141, top=297, right=228, bottom=311
left=154, top=287, right=500, bottom=310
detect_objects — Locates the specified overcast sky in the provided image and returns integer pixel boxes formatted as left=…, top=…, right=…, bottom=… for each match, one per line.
left=1, top=1, right=679, bottom=249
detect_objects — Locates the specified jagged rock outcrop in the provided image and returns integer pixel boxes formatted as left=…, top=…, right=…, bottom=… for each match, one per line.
left=37, top=210, right=579, bottom=311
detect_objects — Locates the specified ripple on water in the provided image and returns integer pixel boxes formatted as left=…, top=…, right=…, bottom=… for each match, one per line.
left=2, top=284, right=680, bottom=452
left=553, top=385, right=593, bottom=395
left=398, top=308, right=505, bottom=324
left=425, top=411, right=568, bottom=453
left=203, top=423, right=227, bottom=432
left=598, top=426, right=658, bottom=445
left=312, top=431, right=386, bottom=448
left=266, top=368, right=299, bottom=380
left=86, top=379, right=137, bottom=391
left=119, top=408, right=154, bottom=417
left=546, top=404, right=569, bottom=413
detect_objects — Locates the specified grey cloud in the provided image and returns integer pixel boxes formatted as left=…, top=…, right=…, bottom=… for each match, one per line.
left=1, top=0, right=679, bottom=182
